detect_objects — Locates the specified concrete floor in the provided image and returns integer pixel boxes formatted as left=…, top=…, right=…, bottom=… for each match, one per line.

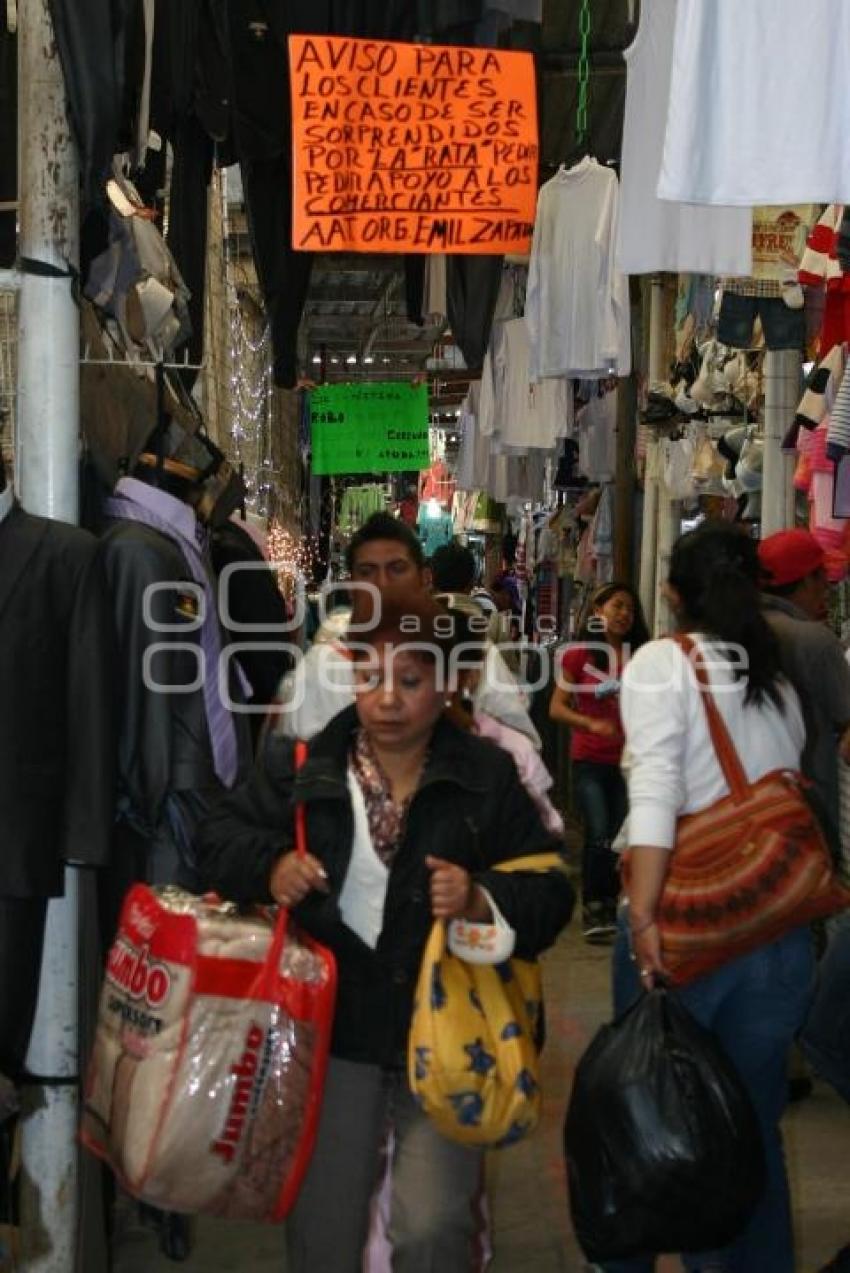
left=113, top=925, right=850, bottom=1273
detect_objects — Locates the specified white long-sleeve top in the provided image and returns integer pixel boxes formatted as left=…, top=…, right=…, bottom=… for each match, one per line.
left=525, top=158, right=631, bottom=381
left=621, top=636, right=805, bottom=849
left=478, top=318, right=572, bottom=451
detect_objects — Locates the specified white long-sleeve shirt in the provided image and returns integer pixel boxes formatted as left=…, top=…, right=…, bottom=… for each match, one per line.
left=621, top=636, right=805, bottom=849
left=478, top=318, right=572, bottom=452
left=525, top=157, right=631, bottom=381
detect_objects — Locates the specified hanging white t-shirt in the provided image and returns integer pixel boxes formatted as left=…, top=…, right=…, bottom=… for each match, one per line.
left=525, top=158, right=631, bottom=381
left=456, top=380, right=490, bottom=492
left=616, top=0, right=752, bottom=274
left=576, top=391, right=617, bottom=482
left=479, top=318, right=572, bottom=452
left=658, top=0, right=850, bottom=206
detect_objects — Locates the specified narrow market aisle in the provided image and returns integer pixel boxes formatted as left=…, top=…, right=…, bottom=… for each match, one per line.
left=112, top=928, right=849, bottom=1273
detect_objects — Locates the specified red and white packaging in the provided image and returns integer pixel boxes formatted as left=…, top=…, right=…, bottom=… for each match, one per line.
left=81, top=883, right=336, bottom=1222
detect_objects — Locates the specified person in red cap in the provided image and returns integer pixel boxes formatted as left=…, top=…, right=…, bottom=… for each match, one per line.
left=760, top=539, right=850, bottom=1273
left=759, top=528, right=850, bottom=848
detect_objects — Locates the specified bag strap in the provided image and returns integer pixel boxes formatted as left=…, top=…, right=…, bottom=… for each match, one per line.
left=673, top=634, right=750, bottom=803
left=293, top=739, right=309, bottom=860
left=263, top=739, right=310, bottom=991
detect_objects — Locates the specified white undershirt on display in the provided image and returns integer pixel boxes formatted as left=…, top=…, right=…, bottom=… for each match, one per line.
left=658, top=0, right=850, bottom=205
left=616, top=0, right=752, bottom=274
left=0, top=484, right=13, bottom=524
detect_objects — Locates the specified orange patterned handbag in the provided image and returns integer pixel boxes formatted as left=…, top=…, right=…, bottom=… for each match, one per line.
left=622, top=635, right=850, bottom=986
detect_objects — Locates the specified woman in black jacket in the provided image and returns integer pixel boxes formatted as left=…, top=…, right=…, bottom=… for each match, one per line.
left=196, top=595, right=574, bottom=1273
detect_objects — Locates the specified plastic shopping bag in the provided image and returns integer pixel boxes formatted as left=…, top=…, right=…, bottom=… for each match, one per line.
left=81, top=884, right=336, bottom=1222
left=409, top=852, right=567, bottom=1149
left=564, top=988, right=765, bottom=1263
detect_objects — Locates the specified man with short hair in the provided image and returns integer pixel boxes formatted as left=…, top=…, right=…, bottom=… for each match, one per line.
left=430, top=540, right=477, bottom=595
left=275, top=514, right=539, bottom=746
left=759, top=528, right=850, bottom=849
left=430, top=539, right=501, bottom=635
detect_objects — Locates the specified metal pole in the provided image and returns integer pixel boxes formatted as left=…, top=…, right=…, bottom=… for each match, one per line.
left=654, top=487, right=679, bottom=637
left=646, top=275, right=681, bottom=635
left=613, top=375, right=637, bottom=582
left=762, top=349, right=801, bottom=537
left=639, top=277, right=668, bottom=630
left=648, top=276, right=667, bottom=384
left=16, top=0, right=81, bottom=1268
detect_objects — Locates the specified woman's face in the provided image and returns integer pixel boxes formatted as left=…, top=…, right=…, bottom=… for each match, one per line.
left=353, top=645, right=445, bottom=752
left=595, top=590, right=635, bottom=640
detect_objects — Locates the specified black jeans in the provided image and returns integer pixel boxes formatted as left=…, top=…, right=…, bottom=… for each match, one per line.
left=572, top=760, right=627, bottom=907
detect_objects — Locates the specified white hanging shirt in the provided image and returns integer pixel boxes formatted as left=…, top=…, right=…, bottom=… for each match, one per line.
left=616, top=0, right=752, bottom=274
left=525, top=158, right=631, bottom=381
left=479, top=318, right=572, bottom=452
left=455, top=380, right=487, bottom=492
left=576, top=391, right=617, bottom=482
left=658, top=0, right=850, bottom=206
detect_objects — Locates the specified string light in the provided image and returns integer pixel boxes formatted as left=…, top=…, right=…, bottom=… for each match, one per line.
left=266, top=519, right=323, bottom=601
left=221, top=171, right=275, bottom=519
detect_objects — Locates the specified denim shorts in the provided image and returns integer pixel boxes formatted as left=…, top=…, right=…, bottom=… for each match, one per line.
left=717, top=291, right=804, bottom=351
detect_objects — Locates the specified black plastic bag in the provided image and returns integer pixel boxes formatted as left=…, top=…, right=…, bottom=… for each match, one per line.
left=564, top=988, right=765, bottom=1263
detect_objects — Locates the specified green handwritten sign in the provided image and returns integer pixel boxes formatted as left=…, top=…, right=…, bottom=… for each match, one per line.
left=310, top=381, right=430, bottom=475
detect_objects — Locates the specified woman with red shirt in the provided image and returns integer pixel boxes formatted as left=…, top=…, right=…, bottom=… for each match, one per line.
left=550, top=583, right=649, bottom=943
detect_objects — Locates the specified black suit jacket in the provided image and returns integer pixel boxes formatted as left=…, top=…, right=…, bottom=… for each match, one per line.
left=0, top=504, right=117, bottom=897
left=210, top=518, right=292, bottom=710
left=98, top=519, right=252, bottom=833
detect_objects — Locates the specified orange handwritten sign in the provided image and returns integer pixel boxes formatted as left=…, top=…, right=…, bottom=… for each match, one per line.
left=289, top=36, right=538, bottom=254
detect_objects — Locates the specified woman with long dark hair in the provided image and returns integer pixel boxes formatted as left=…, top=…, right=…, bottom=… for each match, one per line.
left=549, top=583, right=650, bottom=943
left=607, top=522, right=812, bottom=1273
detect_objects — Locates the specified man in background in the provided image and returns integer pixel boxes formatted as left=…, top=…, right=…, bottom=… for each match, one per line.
left=759, top=529, right=850, bottom=850
left=274, top=514, right=539, bottom=747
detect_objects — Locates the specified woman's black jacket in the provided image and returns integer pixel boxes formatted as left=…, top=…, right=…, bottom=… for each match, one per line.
left=195, top=707, right=575, bottom=1068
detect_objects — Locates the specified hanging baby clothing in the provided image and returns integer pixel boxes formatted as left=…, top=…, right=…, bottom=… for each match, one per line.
left=658, top=0, right=850, bottom=206
left=479, top=319, right=572, bottom=451
left=616, top=0, right=752, bottom=276
left=417, top=507, right=454, bottom=556
left=338, top=484, right=386, bottom=532
left=799, top=206, right=850, bottom=357
left=525, top=158, right=631, bottom=381
left=418, top=460, right=456, bottom=509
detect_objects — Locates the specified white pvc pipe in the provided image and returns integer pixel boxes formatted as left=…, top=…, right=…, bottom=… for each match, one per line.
left=16, top=1, right=81, bottom=1268
left=762, top=348, right=801, bottom=537
left=648, top=276, right=667, bottom=383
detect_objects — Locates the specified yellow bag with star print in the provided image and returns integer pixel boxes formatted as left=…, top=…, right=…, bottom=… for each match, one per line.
left=408, top=854, right=563, bottom=1149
